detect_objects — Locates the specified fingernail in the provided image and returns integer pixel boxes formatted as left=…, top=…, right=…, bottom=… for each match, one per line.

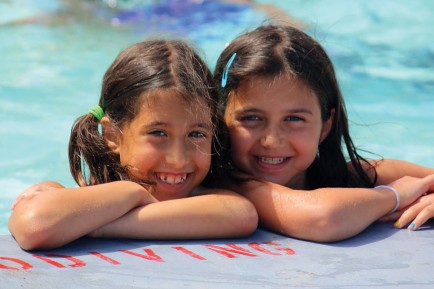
left=394, top=221, right=401, bottom=228
left=408, top=223, right=416, bottom=230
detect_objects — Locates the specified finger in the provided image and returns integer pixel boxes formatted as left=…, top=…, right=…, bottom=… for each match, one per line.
left=11, top=197, right=21, bottom=210
left=407, top=204, right=434, bottom=231
left=422, top=174, right=434, bottom=191
left=10, top=192, right=30, bottom=210
left=10, top=184, right=40, bottom=209
left=395, top=201, right=428, bottom=228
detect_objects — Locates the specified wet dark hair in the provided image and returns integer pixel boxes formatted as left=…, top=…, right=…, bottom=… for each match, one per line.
left=214, top=24, right=376, bottom=189
left=69, top=39, right=224, bottom=187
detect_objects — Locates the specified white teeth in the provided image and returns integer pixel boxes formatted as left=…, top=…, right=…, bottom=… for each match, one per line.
left=157, top=173, right=187, bottom=184
left=259, top=157, right=286, bottom=165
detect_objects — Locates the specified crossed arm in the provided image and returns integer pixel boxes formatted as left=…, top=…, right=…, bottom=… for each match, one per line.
left=233, top=159, right=434, bottom=242
left=8, top=181, right=258, bottom=251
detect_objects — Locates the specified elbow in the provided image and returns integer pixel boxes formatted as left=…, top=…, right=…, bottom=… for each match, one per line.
left=277, top=207, right=350, bottom=243
left=240, top=206, right=259, bottom=237
left=230, top=198, right=259, bottom=237
left=8, top=210, right=58, bottom=251
left=303, top=212, right=347, bottom=243
left=308, top=205, right=363, bottom=242
left=11, top=231, right=52, bottom=252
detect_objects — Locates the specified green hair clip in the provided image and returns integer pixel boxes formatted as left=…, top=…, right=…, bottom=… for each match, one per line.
left=88, top=105, right=105, bottom=121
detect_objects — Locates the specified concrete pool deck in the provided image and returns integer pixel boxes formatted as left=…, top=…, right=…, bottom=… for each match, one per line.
left=1, top=221, right=433, bottom=288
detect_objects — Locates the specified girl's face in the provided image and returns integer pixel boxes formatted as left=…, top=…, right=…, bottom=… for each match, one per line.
left=224, top=75, right=333, bottom=189
left=108, top=91, right=213, bottom=201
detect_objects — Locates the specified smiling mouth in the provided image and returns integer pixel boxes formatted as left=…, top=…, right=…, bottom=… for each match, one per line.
left=156, top=173, right=188, bottom=185
left=257, top=157, right=289, bottom=165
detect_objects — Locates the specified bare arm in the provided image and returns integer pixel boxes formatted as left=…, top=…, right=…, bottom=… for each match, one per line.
left=234, top=174, right=434, bottom=242
left=372, top=159, right=434, bottom=185
left=8, top=181, right=155, bottom=250
left=89, top=189, right=258, bottom=240
left=389, top=193, right=434, bottom=230
left=373, top=159, right=434, bottom=230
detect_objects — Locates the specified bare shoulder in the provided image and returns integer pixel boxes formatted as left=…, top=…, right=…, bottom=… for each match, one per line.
left=355, top=159, right=434, bottom=185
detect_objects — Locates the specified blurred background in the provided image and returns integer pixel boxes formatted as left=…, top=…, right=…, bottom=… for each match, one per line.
left=1, top=0, right=433, bottom=234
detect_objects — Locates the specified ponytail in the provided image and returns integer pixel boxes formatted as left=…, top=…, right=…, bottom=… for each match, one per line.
left=68, top=114, right=122, bottom=186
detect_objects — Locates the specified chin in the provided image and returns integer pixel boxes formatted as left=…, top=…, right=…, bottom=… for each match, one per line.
left=256, top=175, right=289, bottom=186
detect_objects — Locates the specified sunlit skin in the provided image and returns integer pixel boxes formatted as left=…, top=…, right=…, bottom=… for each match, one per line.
left=224, top=75, right=333, bottom=189
left=8, top=90, right=259, bottom=250
left=105, top=90, right=213, bottom=201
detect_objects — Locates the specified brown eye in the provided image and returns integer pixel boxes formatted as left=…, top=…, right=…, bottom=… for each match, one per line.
left=149, top=130, right=166, bottom=137
left=285, top=116, right=304, bottom=122
left=189, top=131, right=206, bottom=138
left=240, top=115, right=261, bottom=121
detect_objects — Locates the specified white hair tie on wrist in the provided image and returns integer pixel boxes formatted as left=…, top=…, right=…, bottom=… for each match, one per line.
left=374, top=185, right=400, bottom=214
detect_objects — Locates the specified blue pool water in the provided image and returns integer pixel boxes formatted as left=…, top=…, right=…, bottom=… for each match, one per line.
left=1, top=0, right=433, bottom=234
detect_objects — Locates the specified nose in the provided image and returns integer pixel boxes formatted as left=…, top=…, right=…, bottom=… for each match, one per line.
left=260, top=124, right=283, bottom=149
left=165, top=139, right=189, bottom=169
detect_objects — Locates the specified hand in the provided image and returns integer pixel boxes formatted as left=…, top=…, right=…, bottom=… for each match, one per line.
left=88, top=191, right=159, bottom=239
left=11, top=183, right=57, bottom=210
left=381, top=193, right=434, bottom=230
left=378, top=174, right=434, bottom=228
left=386, top=174, right=434, bottom=211
left=138, top=185, right=159, bottom=206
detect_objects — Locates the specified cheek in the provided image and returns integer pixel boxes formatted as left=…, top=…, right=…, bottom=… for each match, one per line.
left=195, top=142, right=212, bottom=172
left=228, top=128, right=256, bottom=168
left=118, top=147, right=133, bottom=166
left=120, top=142, right=157, bottom=167
left=228, top=127, right=253, bottom=153
left=292, top=130, right=321, bottom=156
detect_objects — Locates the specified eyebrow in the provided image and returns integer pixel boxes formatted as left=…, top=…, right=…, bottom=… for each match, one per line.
left=192, top=122, right=213, bottom=130
left=235, top=107, right=314, bottom=115
left=143, top=121, right=212, bottom=129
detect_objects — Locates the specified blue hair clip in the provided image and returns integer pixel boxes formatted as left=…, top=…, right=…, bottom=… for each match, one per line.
left=221, top=53, right=237, bottom=88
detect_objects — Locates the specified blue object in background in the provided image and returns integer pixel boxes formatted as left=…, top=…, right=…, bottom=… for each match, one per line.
left=0, top=0, right=433, bottom=234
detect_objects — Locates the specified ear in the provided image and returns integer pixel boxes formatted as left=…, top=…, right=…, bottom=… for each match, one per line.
left=319, top=108, right=335, bottom=143
left=101, top=116, right=122, bottom=154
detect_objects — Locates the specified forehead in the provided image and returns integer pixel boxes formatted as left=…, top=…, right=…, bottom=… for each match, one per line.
left=228, top=74, right=319, bottom=109
left=139, top=90, right=212, bottom=122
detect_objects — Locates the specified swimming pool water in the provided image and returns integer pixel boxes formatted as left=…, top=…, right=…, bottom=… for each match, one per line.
left=1, top=0, right=433, bottom=234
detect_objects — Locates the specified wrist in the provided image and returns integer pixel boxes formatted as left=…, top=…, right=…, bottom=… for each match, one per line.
left=374, top=185, right=400, bottom=214
left=116, top=181, right=151, bottom=206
